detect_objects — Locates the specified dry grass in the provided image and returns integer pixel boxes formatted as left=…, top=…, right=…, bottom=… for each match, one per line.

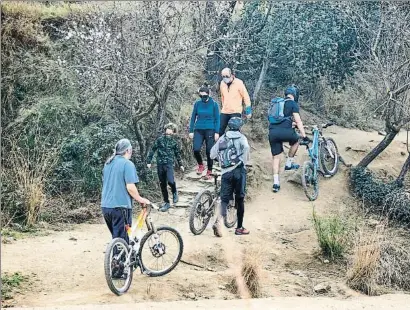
left=1, top=1, right=94, bottom=19
left=7, top=135, right=59, bottom=226
left=377, top=231, right=410, bottom=291
left=347, top=224, right=385, bottom=295
left=227, top=247, right=263, bottom=298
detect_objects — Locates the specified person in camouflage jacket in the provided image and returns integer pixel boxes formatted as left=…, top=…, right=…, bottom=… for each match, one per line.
left=147, top=123, right=185, bottom=212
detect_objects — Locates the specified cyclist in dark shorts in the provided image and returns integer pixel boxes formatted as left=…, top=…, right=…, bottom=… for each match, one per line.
left=269, top=85, right=309, bottom=193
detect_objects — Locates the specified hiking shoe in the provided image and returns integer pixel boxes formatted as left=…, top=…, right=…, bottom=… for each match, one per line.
left=196, top=164, right=205, bottom=175
left=212, top=223, right=222, bottom=237
left=235, top=227, right=250, bottom=235
left=285, top=163, right=300, bottom=171
left=159, top=203, right=171, bottom=212
left=173, top=192, right=179, bottom=204
left=203, top=170, right=212, bottom=180
left=272, top=184, right=280, bottom=193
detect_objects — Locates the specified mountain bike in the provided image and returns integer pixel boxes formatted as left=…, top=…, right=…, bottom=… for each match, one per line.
left=299, top=123, right=339, bottom=201
left=104, top=203, right=183, bottom=296
left=189, top=164, right=252, bottom=235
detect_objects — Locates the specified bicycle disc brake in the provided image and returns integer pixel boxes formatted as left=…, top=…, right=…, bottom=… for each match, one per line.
left=149, top=234, right=166, bottom=257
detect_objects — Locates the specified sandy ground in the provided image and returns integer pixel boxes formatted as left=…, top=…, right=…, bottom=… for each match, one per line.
left=2, top=126, right=409, bottom=308
left=7, top=294, right=410, bottom=310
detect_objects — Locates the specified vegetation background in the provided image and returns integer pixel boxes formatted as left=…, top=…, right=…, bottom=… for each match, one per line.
left=1, top=0, right=410, bottom=233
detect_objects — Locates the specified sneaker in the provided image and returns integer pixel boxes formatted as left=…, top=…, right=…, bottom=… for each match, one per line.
left=159, top=202, right=171, bottom=212
left=212, top=223, right=222, bottom=237
left=285, top=163, right=300, bottom=171
left=235, top=227, right=250, bottom=235
left=173, top=192, right=179, bottom=204
left=272, top=184, right=280, bottom=193
left=196, top=164, right=205, bottom=175
left=203, top=170, right=212, bottom=180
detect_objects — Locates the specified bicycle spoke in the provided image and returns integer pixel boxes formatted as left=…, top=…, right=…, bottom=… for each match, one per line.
left=140, top=230, right=181, bottom=273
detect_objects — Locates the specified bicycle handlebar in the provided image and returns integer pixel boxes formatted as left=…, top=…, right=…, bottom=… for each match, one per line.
left=304, top=122, right=334, bottom=130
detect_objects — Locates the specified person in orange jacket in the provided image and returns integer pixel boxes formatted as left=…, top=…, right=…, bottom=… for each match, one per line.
left=219, top=68, right=252, bottom=135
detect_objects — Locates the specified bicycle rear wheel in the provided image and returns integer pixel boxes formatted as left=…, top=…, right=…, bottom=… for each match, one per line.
left=320, top=138, right=339, bottom=176
left=104, top=238, right=133, bottom=296
left=189, top=189, right=213, bottom=235
left=224, top=197, right=237, bottom=228
left=138, top=226, right=183, bottom=277
left=301, top=161, right=319, bottom=201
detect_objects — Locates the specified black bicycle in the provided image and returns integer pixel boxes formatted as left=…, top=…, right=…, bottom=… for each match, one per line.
left=189, top=164, right=252, bottom=235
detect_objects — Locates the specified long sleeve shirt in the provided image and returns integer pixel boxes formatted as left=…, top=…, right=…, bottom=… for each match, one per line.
left=220, top=77, right=252, bottom=115
left=146, top=135, right=183, bottom=167
left=189, top=97, right=220, bottom=133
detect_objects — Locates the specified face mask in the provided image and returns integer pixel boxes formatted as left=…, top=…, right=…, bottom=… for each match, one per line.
left=223, top=77, right=231, bottom=84
left=200, top=95, right=209, bottom=102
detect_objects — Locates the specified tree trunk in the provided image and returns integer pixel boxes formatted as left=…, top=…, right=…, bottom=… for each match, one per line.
left=357, top=129, right=398, bottom=168
left=397, top=153, right=410, bottom=187
left=252, top=57, right=269, bottom=104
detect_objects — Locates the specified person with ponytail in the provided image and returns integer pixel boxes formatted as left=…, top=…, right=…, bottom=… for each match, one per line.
left=101, top=139, right=150, bottom=245
left=188, top=84, right=221, bottom=180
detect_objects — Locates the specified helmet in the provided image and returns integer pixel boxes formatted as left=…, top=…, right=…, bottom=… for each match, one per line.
left=284, top=85, right=300, bottom=102
left=164, top=122, right=177, bottom=133
left=227, top=117, right=244, bottom=131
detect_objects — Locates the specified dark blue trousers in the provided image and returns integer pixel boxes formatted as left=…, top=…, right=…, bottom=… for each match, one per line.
left=102, top=207, right=132, bottom=244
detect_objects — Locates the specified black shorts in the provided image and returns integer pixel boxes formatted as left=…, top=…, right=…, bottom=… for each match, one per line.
left=220, top=165, right=246, bottom=203
left=269, top=128, right=299, bottom=156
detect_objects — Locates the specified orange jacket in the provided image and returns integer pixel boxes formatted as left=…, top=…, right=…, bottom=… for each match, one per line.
left=219, top=77, right=252, bottom=115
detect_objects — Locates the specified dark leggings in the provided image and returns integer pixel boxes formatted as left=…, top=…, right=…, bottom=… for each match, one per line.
left=219, top=113, right=242, bottom=135
left=157, top=164, right=176, bottom=203
left=193, top=129, right=215, bottom=171
left=220, top=165, right=246, bottom=229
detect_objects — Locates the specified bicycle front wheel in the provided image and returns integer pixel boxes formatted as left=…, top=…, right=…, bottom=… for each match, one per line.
left=104, top=238, right=133, bottom=296
left=138, top=226, right=183, bottom=277
left=189, top=189, right=214, bottom=235
left=320, top=138, right=339, bottom=176
left=301, top=161, right=319, bottom=201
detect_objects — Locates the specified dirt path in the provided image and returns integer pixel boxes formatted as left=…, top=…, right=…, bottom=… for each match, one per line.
left=2, top=126, right=409, bottom=308
left=8, top=294, right=410, bottom=310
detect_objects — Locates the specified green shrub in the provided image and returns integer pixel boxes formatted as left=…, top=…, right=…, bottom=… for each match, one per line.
left=1, top=272, right=28, bottom=300
left=350, top=167, right=410, bottom=227
left=312, top=210, right=350, bottom=260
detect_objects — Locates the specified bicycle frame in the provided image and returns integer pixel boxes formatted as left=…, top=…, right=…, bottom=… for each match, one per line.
left=115, top=204, right=159, bottom=274
left=305, top=124, right=335, bottom=177
left=306, top=126, right=320, bottom=179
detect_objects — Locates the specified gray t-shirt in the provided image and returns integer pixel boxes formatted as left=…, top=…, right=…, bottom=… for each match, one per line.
left=101, top=156, right=139, bottom=209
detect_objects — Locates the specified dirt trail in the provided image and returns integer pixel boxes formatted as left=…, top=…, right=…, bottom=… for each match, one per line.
left=8, top=294, right=410, bottom=310
left=2, top=126, right=409, bottom=308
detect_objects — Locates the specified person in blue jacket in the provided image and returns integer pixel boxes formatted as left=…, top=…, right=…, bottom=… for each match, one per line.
left=189, top=85, right=221, bottom=180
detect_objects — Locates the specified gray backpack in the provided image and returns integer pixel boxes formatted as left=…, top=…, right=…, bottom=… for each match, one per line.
left=217, top=136, right=242, bottom=168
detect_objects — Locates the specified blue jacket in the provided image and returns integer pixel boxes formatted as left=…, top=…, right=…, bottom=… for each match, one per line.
left=189, top=97, right=220, bottom=133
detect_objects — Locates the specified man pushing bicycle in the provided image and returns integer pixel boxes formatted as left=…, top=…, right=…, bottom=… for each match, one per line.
left=210, top=117, right=251, bottom=237
left=268, top=85, right=309, bottom=193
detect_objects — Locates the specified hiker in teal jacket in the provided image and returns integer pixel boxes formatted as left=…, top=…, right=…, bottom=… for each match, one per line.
left=189, top=85, right=220, bottom=180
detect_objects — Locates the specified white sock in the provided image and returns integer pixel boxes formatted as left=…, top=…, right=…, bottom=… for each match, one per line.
left=285, top=157, right=294, bottom=167
left=274, top=174, right=280, bottom=185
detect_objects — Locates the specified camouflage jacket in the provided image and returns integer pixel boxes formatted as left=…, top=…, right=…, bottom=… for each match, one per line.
left=147, top=135, right=183, bottom=167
